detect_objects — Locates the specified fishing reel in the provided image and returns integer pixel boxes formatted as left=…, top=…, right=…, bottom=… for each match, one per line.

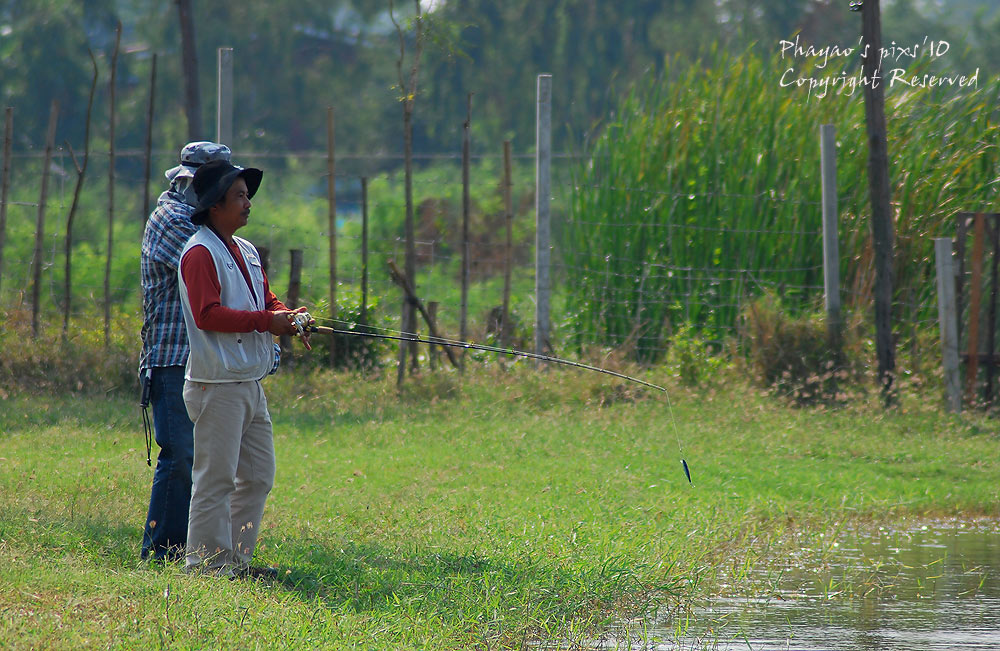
left=290, top=311, right=316, bottom=338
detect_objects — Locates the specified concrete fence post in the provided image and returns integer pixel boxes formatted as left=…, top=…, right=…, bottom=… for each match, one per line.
left=820, top=124, right=841, bottom=344
left=935, top=237, right=962, bottom=412
left=216, top=47, right=233, bottom=146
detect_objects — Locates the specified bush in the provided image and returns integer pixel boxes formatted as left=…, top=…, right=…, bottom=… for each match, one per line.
left=665, top=325, right=725, bottom=388
left=279, top=292, right=391, bottom=372
left=0, top=306, right=141, bottom=397
left=740, top=293, right=867, bottom=406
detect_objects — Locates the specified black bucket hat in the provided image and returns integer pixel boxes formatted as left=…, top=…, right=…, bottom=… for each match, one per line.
left=190, top=159, right=263, bottom=225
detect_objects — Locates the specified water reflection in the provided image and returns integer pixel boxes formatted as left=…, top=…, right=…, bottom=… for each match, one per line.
left=662, top=519, right=1000, bottom=650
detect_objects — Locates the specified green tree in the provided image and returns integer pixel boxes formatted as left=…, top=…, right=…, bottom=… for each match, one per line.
left=419, top=0, right=721, bottom=151
left=0, top=0, right=117, bottom=147
left=3, top=0, right=994, bottom=163
left=127, top=0, right=403, bottom=157
left=883, top=0, right=998, bottom=77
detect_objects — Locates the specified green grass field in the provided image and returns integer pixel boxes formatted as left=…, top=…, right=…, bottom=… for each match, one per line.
left=1, top=364, right=997, bottom=649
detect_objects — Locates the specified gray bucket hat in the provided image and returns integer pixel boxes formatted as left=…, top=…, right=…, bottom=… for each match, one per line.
left=190, top=159, right=263, bottom=226
left=164, top=141, right=232, bottom=182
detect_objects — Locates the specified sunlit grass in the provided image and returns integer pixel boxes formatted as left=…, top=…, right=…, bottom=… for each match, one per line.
left=1, top=361, right=997, bottom=648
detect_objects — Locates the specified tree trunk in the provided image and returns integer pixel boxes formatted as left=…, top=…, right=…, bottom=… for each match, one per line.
left=460, top=93, right=471, bottom=369
left=63, top=49, right=98, bottom=338
left=392, top=0, right=423, bottom=385
left=327, top=107, right=337, bottom=368
left=861, top=0, right=896, bottom=406
left=105, top=22, right=121, bottom=348
left=397, top=95, right=419, bottom=384
left=142, top=54, right=157, bottom=222
left=176, top=0, right=202, bottom=140
left=32, top=102, right=59, bottom=339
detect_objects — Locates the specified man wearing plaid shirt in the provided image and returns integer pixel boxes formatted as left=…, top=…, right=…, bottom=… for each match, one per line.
left=139, top=142, right=233, bottom=562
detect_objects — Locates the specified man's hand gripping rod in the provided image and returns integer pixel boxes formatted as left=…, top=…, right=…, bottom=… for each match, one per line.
left=288, top=311, right=315, bottom=350
left=289, top=312, right=693, bottom=484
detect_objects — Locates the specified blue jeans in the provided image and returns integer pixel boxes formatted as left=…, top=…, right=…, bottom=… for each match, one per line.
left=141, top=366, right=194, bottom=561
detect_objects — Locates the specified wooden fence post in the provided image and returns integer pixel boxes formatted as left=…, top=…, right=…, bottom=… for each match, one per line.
left=327, top=107, right=337, bottom=367
left=460, top=93, right=471, bottom=369
left=361, top=176, right=369, bottom=326
left=105, top=22, right=121, bottom=348
left=280, top=249, right=303, bottom=356
left=535, top=74, right=552, bottom=359
left=987, top=215, right=999, bottom=404
left=32, top=101, right=58, bottom=339
left=142, top=53, right=157, bottom=221
left=428, top=301, right=439, bottom=370
left=501, top=140, right=513, bottom=347
left=935, top=237, right=961, bottom=413
left=257, top=246, right=270, bottom=275
left=964, top=213, right=986, bottom=403
left=0, top=107, right=11, bottom=298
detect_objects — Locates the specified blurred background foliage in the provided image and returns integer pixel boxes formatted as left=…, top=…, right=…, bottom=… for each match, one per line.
left=1, top=0, right=997, bottom=157
left=1, top=0, right=999, bottom=385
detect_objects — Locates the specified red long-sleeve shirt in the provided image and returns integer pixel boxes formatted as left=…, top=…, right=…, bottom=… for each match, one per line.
left=180, top=239, right=287, bottom=333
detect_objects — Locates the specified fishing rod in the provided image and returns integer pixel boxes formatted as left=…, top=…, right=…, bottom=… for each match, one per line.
left=291, top=313, right=693, bottom=484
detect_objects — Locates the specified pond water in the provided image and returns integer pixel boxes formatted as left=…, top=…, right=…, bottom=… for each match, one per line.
left=653, top=519, right=1000, bottom=650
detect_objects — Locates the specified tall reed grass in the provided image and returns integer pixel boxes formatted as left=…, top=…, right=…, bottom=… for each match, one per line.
left=564, top=47, right=1000, bottom=361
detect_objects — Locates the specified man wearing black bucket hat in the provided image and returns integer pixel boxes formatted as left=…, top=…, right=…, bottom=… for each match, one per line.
left=178, top=159, right=311, bottom=578
left=139, top=141, right=232, bottom=563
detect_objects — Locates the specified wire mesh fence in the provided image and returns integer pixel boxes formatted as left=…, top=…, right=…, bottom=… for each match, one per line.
left=0, top=144, right=948, bottom=366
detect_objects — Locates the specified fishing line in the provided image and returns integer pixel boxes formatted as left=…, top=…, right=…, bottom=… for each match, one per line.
left=299, top=315, right=693, bottom=484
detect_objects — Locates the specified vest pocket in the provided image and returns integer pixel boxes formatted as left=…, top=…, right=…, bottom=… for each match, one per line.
left=246, top=258, right=265, bottom=308
left=219, top=336, right=251, bottom=372
left=236, top=338, right=249, bottom=363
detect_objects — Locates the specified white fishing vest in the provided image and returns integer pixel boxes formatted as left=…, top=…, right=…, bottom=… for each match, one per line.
left=178, top=227, right=273, bottom=382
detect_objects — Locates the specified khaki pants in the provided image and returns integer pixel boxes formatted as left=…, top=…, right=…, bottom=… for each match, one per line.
left=182, top=379, right=275, bottom=574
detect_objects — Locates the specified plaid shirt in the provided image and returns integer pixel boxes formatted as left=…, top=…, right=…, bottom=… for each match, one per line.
left=139, top=192, right=199, bottom=371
